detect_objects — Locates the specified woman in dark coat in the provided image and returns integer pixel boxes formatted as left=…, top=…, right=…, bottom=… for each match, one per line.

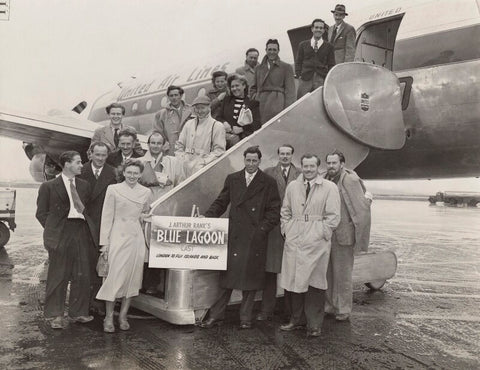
left=215, top=74, right=261, bottom=149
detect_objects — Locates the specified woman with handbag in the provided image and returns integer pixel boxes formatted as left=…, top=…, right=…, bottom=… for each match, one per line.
left=215, top=74, right=261, bottom=149
left=96, top=159, right=153, bottom=333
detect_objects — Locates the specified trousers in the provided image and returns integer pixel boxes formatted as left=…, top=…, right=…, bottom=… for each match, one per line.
left=325, top=240, right=354, bottom=315
left=287, top=285, right=326, bottom=330
left=259, top=272, right=290, bottom=316
left=296, top=74, right=325, bottom=99
left=208, top=288, right=256, bottom=322
left=44, top=220, right=92, bottom=318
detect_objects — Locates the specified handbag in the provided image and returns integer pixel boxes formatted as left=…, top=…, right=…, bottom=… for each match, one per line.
left=237, top=105, right=253, bottom=126
left=96, top=251, right=109, bottom=277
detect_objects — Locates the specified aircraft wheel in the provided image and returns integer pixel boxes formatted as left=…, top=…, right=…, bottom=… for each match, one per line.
left=365, top=279, right=386, bottom=290
left=0, top=222, right=10, bottom=248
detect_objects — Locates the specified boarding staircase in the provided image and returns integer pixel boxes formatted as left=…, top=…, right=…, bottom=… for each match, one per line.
left=135, top=63, right=404, bottom=324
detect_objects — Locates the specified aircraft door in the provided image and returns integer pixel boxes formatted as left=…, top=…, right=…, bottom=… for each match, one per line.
left=355, top=15, right=404, bottom=70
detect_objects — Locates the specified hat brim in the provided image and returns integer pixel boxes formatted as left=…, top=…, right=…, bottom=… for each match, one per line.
left=331, top=10, right=348, bottom=15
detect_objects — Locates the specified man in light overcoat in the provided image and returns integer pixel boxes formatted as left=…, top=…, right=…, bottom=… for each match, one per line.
left=328, top=4, right=357, bottom=63
left=251, top=39, right=296, bottom=124
left=279, top=154, right=340, bottom=337
left=324, top=150, right=371, bottom=321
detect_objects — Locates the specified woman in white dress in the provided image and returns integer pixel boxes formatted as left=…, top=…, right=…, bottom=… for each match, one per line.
left=96, top=160, right=152, bottom=333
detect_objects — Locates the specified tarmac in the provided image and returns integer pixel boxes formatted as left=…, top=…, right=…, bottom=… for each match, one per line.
left=0, top=189, right=479, bottom=369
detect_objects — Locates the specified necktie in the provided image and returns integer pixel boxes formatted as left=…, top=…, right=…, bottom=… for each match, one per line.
left=331, top=26, right=337, bottom=43
left=114, top=128, right=119, bottom=147
left=94, top=169, right=99, bottom=179
left=69, top=178, right=85, bottom=213
left=283, top=168, right=288, bottom=183
left=246, top=174, right=253, bottom=187
left=306, top=181, right=311, bottom=199
left=314, top=40, right=318, bottom=52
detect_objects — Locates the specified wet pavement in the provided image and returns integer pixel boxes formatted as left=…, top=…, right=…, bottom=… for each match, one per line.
left=1, top=188, right=479, bottom=369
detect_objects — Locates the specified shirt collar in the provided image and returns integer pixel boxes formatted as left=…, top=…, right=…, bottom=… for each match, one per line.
left=303, top=174, right=323, bottom=185
left=311, top=37, right=324, bottom=48
left=91, top=163, right=103, bottom=173
left=61, top=172, right=74, bottom=183
left=245, top=170, right=258, bottom=179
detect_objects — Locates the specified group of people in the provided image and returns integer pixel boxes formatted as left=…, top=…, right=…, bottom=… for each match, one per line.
left=198, top=145, right=371, bottom=337
left=35, top=4, right=368, bottom=336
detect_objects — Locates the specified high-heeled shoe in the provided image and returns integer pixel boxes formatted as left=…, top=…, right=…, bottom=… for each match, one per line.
left=103, top=315, right=115, bottom=333
left=118, top=317, right=130, bottom=331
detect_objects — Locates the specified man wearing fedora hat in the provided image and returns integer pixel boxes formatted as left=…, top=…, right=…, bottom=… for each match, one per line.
left=329, top=4, right=356, bottom=63
left=175, top=95, right=226, bottom=177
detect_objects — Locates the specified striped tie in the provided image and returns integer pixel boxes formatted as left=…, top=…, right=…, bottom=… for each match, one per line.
left=69, top=178, right=85, bottom=213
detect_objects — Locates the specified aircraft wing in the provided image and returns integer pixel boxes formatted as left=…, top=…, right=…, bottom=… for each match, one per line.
left=0, top=108, right=148, bottom=158
left=0, top=108, right=97, bottom=156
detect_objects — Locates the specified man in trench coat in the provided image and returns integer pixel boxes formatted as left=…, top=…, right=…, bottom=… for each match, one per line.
left=324, top=150, right=371, bottom=321
left=279, top=154, right=340, bottom=337
left=200, top=146, right=281, bottom=329
left=257, top=144, right=301, bottom=321
left=250, top=39, right=296, bottom=124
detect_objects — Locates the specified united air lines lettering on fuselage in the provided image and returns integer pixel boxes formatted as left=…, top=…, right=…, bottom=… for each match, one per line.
left=117, top=62, right=229, bottom=101
left=368, top=7, right=402, bottom=21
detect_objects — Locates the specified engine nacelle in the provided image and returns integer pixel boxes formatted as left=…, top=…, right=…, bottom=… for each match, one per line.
left=24, top=143, right=61, bottom=182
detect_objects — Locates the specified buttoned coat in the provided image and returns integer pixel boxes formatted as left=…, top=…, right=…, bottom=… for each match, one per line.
left=36, top=176, right=92, bottom=251
left=295, top=40, right=336, bottom=80
left=264, top=163, right=301, bottom=273
left=279, top=175, right=340, bottom=292
left=78, top=161, right=117, bottom=247
left=330, top=169, right=371, bottom=252
left=328, top=21, right=356, bottom=63
left=215, top=96, right=261, bottom=138
left=205, top=169, right=281, bottom=290
left=153, top=102, right=193, bottom=156
left=251, top=56, right=296, bottom=123
left=235, top=63, right=256, bottom=93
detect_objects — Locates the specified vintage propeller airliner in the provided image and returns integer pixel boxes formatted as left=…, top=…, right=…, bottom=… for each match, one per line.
left=1, top=0, right=479, bottom=324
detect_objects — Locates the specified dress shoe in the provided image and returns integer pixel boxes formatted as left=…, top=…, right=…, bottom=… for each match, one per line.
left=280, top=322, right=305, bottom=331
left=103, top=316, right=115, bottom=333
left=335, top=314, right=350, bottom=321
left=306, top=328, right=321, bottom=337
left=256, top=312, right=273, bottom=321
left=199, top=317, right=223, bottom=329
left=50, top=316, right=67, bottom=329
left=119, top=317, right=130, bottom=331
left=69, top=315, right=94, bottom=323
left=239, top=321, right=252, bottom=329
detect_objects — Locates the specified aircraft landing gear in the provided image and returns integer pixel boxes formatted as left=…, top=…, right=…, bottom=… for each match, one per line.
left=0, top=222, right=10, bottom=248
left=365, top=280, right=387, bottom=291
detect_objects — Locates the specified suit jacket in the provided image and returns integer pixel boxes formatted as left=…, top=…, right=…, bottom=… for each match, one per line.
left=106, top=150, right=144, bottom=168
left=327, top=169, right=371, bottom=252
left=91, top=123, right=144, bottom=156
left=295, top=40, right=336, bottom=80
left=264, top=163, right=301, bottom=273
left=328, top=21, right=356, bottom=63
left=205, top=169, right=281, bottom=290
left=36, top=176, right=92, bottom=251
left=215, top=95, right=261, bottom=138
left=78, top=161, right=117, bottom=246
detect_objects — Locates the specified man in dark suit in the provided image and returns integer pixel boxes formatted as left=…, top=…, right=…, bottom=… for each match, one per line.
left=36, top=151, right=95, bottom=329
left=78, top=141, right=117, bottom=313
left=257, top=144, right=301, bottom=321
left=199, top=146, right=281, bottom=329
left=329, top=4, right=356, bottom=63
left=324, top=150, right=371, bottom=321
left=296, top=18, right=336, bottom=99
left=106, top=129, right=143, bottom=171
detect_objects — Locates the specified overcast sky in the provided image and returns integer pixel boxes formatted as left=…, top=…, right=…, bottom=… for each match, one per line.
left=0, top=0, right=479, bottom=193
